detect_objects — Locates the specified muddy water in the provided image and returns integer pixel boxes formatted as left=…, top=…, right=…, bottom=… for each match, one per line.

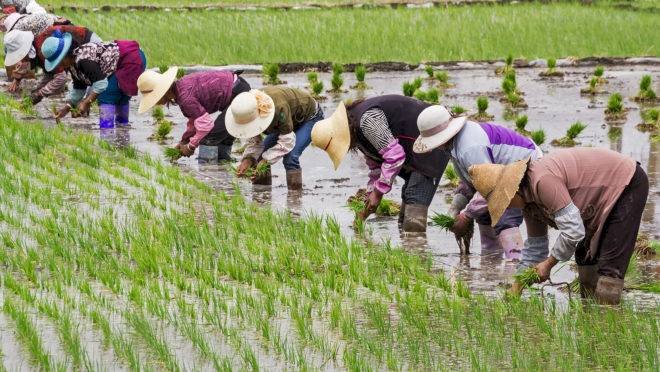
left=16, top=63, right=660, bottom=303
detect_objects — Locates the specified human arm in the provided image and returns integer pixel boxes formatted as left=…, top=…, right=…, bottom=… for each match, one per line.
left=31, top=71, right=68, bottom=104
left=359, top=108, right=405, bottom=195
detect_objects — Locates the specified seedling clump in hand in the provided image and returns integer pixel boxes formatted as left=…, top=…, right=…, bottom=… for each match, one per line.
left=164, top=147, right=181, bottom=162
left=551, top=121, right=586, bottom=147
left=514, top=267, right=541, bottom=289
left=431, top=213, right=455, bottom=231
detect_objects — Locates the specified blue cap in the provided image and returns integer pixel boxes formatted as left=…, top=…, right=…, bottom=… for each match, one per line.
left=41, top=32, right=72, bottom=72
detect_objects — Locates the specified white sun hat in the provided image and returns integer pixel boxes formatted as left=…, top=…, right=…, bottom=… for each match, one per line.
left=3, top=13, right=24, bottom=32
left=3, top=30, right=34, bottom=67
left=413, top=105, right=467, bottom=154
left=225, top=90, right=275, bottom=139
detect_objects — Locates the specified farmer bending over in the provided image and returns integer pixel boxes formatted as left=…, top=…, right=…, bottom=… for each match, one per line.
left=312, top=95, right=450, bottom=232
left=413, top=106, right=542, bottom=260
left=468, top=148, right=648, bottom=304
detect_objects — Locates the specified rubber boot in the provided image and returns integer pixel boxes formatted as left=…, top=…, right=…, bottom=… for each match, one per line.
left=197, top=145, right=219, bottom=164
left=218, top=144, right=232, bottom=161
left=402, top=204, right=428, bottom=232
left=595, top=276, right=624, bottom=305
left=99, top=104, right=116, bottom=129
left=497, top=227, right=523, bottom=261
left=398, top=204, right=406, bottom=225
left=115, top=103, right=130, bottom=126
left=479, top=224, right=502, bottom=252
left=577, top=265, right=598, bottom=299
left=252, top=166, right=272, bottom=186
left=286, top=169, right=303, bottom=190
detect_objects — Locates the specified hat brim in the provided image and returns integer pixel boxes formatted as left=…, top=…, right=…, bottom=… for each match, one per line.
left=224, top=92, right=275, bottom=139
left=311, top=101, right=350, bottom=170
left=3, top=31, right=33, bottom=67
left=44, top=33, right=72, bottom=72
left=138, top=67, right=178, bottom=114
left=413, top=116, right=467, bottom=154
left=486, top=159, right=529, bottom=226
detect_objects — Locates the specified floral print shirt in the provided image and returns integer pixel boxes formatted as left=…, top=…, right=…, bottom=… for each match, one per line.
left=70, top=42, right=120, bottom=88
left=9, top=13, right=53, bottom=35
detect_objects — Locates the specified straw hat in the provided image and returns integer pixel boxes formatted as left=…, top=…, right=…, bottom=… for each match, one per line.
left=413, top=105, right=467, bottom=154
left=468, top=158, right=530, bottom=226
left=137, top=68, right=178, bottom=114
left=41, top=32, right=72, bottom=72
left=3, top=13, right=24, bottom=32
left=3, top=30, right=33, bottom=66
left=225, top=90, right=275, bottom=139
left=311, top=101, right=349, bottom=170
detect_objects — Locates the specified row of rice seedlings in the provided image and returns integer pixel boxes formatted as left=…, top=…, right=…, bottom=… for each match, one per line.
left=539, top=58, right=564, bottom=77
left=424, top=66, right=452, bottom=87
left=500, top=69, right=527, bottom=108
left=328, top=63, right=346, bottom=93
left=306, top=72, right=326, bottom=100
left=551, top=121, right=587, bottom=147
left=580, top=66, right=607, bottom=95
left=402, top=77, right=424, bottom=97
left=414, top=87, right=440, bottom=104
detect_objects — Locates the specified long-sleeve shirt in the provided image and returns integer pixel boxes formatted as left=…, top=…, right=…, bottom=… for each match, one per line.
left=2, top=0, right=45, bottom=14
left=521, top=148, right=636, bottom=261
left=241, top=87, right=317, bottom=164
left=8, top=12, right=53, bottom=35
left=360, top=108, right=406, bottom=194
left=451, top=121, right=541, bottom=218
left=174, top=70, right=235, bottom=148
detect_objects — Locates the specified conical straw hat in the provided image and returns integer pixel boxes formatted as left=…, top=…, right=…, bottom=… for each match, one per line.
left=310, top=101, right=350, bottom=170
left=468, top=158, right=530, bottom=226
left=137, top=68, right=178, bottom=114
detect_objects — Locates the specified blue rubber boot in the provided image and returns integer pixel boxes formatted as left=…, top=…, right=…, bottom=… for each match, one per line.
left=115, top=103, right=130, bottom=126
left=99, top=104, right=116, bottom=129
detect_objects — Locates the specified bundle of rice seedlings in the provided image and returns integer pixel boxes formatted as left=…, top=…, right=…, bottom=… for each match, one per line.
left=375, top=199, right=400, bottom=216
left=539, top=58, right=563, bottom=77
left=164, top=147, right=181, bottom=161
left=513, top=267, right=541, bottom=288
left=551, top=121, right=586, bottom=147
left=469, top=96, right=494, bottom=122
left=515, top=115, right=530, bottom=135
left=351, top=64, right=368, bottom=89
left=263, top=63, right=284, bottom=85
left=431, top=213, right=455, bottom=232
left=530, top=129, right=546, bottom=146
left=633, top=75, right=657, bottom=102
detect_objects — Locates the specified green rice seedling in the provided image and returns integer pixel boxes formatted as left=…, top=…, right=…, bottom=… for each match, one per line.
left=605, top=92, right=625, bottom=119
left=158, top=65, right=168, bottom=74
left=413, top=77, right=424, bottom=91
left=470, top=96, right=494, bottom=121
left=311, top=80, right=325, bottom=99
left=502, top=78, right=516, bottom=95
left=306, top=72, right=318, bottom=85
left=443, top=163, right=459, bottom=187
left=496, top=54, right=514, bottom=75
left=415, top=88, right=439, bottom=104
left=176, top=68, right=186, bottom=79
left=403, top=82, right=415, bottom=97
left=352, top=64, right=368, bottom=89
left=329, top=63, right=344, bottom=93
left=540, top=58, right=563, bottom=77
left=594, top=66, right=604, bottom=78
left=164, top=147, right=181, bottom=161
left=152, top=105, right=165, bottom=122
left=633, top=75, right=657, bottom=101
left=451, top=105, right=465, bottom=115
left=263, top=63, right=283, bottom=85
left=151, top=119, right=173, bottom=141
left=234, top=161, right=270, bottom=178
left=638, top=107, right=659, bottom=131
left=425, top=65, right=434, bottom=78
left=431, top=213, right=455, bottom=231
left=515, top=115, right=530, bottom=135
left=580, top=76, right=600, bottom=95
left=20, top=94, right=37, bottom=116
left=435, top=70, right=449, bottom=85
left=551, top=121, right=586, bottom=147
left=375, top=199, right=401, bottom=216
left=506, top=92, right=523, bottom=107
left=530, top=129, right=546, bottom=146
left=514, top=267, right=541, bottom=289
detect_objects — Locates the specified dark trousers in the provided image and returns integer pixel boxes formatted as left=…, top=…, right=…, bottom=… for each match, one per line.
left=575, top=164, right=649, bottom=279
left=200, top=75, right=251, bottom=146
left=399, top=170, right=440, bottom=206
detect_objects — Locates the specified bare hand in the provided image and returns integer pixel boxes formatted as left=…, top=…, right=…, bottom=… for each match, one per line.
left=55, top=105, right=71, bottom=120
left=7, top=80, right=20, bottom=93
left=450, top=213, right=472, bottom=237
left=236, top=158, right=255, bottom=177
left=358, top=190, right=382, bottom=221
left=250, top=160, right=269, bottom=181
left=76, top=100, right=91, bottom=117
left=534, top=257, right=558, bottom=282
left=179, top=143, right=195, bottom=157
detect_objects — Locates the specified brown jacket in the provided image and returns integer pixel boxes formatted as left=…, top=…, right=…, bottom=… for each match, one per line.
left=521, top=148, right=636, bottom=258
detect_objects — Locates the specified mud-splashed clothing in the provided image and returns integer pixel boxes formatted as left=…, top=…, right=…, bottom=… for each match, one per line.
left=242, top=86, right=319, bottom=164
left=451, top=121, right=542, bottom=231
left=31, top=25, right=99, bottom=98
left=520, top=148, right=639, bottom=269
left=2, top=0, right=45, bottom=14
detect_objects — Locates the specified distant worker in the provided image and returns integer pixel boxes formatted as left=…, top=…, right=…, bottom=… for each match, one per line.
left=137, top=69, right=250, bottom=163
left=469, top=148, right=648, bottom=305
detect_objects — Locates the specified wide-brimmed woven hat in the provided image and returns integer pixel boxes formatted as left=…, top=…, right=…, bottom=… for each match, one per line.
left=137, top=68, right=178, bottom=114
left=413, top=105, right=467, bottom=154
left=225, top=90, right=276, bottom=139
left=311, top=101, right=349, bottom=170
left=468, top=158, right=530, bottom=226
left=3, top=13, right=24, bottom=32
left=42, top=31, right=72, bottom=72
left=3, top=30, right=33, bottom=66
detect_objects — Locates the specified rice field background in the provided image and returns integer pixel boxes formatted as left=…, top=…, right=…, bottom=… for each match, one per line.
left=55, top=3, right=660, bottom=66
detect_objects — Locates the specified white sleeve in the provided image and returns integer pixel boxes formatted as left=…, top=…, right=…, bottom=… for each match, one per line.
left=261, top=132, right=296, bottom=164
left=550, top=203, right=586, bottom=261
left=26, top=1, right=47, bottom=14
left=241, top=136, right=265, bottom=162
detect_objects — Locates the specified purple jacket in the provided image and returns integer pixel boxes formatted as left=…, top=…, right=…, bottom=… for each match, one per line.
left=173, top=70, right=235, bottom=120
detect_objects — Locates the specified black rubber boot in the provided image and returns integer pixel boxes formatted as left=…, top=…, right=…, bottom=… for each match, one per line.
left=577, top=265, right=598, bottom=299
left=286, top=169, right=303, bottom=190
left=595, top=276, right=624, bottom=305
left=398, top=203, right=406, bottom=225
left=402, top=204, right=428, bottom=233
